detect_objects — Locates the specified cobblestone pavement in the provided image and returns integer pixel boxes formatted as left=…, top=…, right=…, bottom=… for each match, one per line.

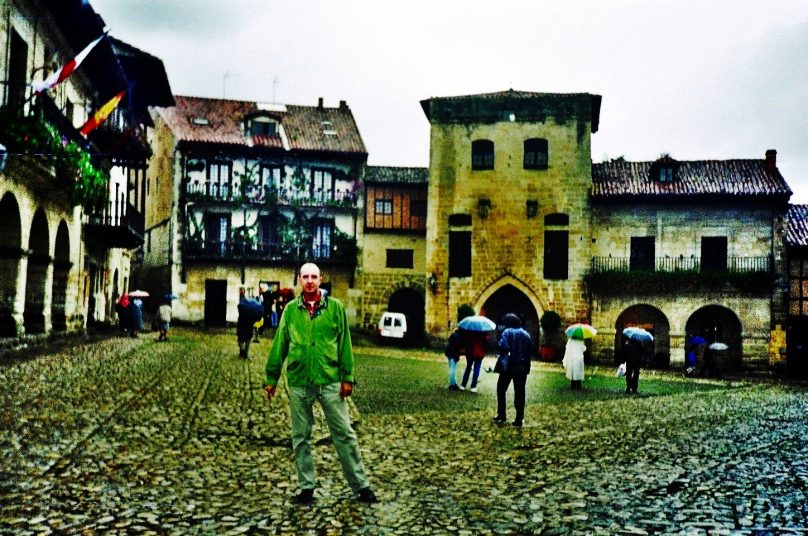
left=1, top=328, right=807, bottom=535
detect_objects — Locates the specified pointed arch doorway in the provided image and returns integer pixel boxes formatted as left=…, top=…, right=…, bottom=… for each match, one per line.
left=479, top=284, right=540, bottom=351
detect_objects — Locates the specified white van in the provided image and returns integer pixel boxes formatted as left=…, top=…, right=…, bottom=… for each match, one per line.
left=377, top=312, right=407, bottom=342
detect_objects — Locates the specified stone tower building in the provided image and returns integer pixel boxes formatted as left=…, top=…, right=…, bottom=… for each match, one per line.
left=420, top=90, right=602, bottom=343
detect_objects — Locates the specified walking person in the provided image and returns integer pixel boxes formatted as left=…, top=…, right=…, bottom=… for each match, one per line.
left=563, top=337, right=586, bottom=390
left=445, top=328, right=464, bottom=390
left=156, top=299, right=172, bottom=341
left=264, top=263, right=377, bottom=504
left=236, top=288, right=259, bottom=358
left=115, top=294, right=130, bottom=336
left=623, top=338, right=643, bottom=394
left=459, top=329, right=488, bottom=392
left=129, top=297, right=144, bottom=338
left=492, top=314, right=533, bottom=427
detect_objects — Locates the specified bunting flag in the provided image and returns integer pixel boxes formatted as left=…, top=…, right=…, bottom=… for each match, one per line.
left=32, top=34, right=105, bottom=94
left=80, top=90, right=126, bottom=136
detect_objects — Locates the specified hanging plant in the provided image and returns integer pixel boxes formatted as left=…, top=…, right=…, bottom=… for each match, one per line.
left=0, top=105, right=109, bottom=212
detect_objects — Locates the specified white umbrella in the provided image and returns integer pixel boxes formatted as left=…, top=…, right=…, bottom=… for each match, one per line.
left=128, top=289, right=150, bottom=298
left=708, top=342, right=728, bottom=351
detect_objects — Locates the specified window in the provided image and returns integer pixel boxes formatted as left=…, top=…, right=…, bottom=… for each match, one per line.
left=386, top=249, right=414, bottom=269
left=630, top=237, right=655, bottom=271
left=543, top=231, right=568, bottom=279
left=449, top=231, right=472, bottom=277
left=659, top=166, right=674, bottom=182
left=258, top=216, right=277, bottom=256
left=448, top=214, right=472, bottom=226
left=312, top=220, right=333, bottom=259
left=204, top=214, right=230, bottom=257
left=524, top=138, right=549, bottom=170
left=312, top=169, right=334, bottom=202
left=208, top=160, right=232, bottom=199
left=471, top=140, right=494, bottom=170
left=249, top=117, right=278, bottom=137
left=544, top=213, right=569, bottom=226
left=701, top=236, right=728, bottom=272
left=375, top=199, right=393, bottom=215
left=410, top=199, right=427, bottom=218
left=255, top=165, right=281, bottom=201
left=8, top=31, right=28, bottom=108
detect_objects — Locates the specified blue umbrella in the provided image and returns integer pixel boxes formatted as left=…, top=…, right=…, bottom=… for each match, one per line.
left=238, top=298, right=264, bottom=323
left=623, top=327, right=654, bottom=342
left=688, top=335, right=708, bottom=345
left=458, top=315, right=497, bottom=332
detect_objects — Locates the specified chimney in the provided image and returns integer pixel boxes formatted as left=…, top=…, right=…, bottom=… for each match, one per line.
left=765, top=149, right=777, bottom=173
left=317, top=97, right=324, bottom=109
left=339, top=100, right=347, bottom=110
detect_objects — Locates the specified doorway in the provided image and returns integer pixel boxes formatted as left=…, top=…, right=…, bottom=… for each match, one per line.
left=204, top=279, right=227, bottom=327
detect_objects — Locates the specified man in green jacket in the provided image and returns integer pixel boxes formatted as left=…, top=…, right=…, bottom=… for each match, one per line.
left=264, top=263, right=377, bottom=504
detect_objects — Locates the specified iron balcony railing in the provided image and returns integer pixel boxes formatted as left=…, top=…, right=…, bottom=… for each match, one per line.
left=184, top=183, right=358, bottom=208
left=184, top=238, right=351, bottom=265
left=590, top=256, right=773, bottom=273
left=85, top=201, right=145, bottom=248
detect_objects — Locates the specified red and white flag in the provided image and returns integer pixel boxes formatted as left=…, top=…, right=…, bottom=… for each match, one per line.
left=80, top=90, right=126, bottom=136
left=32, top=34, right=105, bottom=94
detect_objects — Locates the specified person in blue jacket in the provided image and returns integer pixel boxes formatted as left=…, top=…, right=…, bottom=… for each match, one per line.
left=492, top=313, right=533, bottom=427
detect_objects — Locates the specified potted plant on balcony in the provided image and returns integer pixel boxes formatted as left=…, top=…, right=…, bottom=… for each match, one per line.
left=539, top=310, right=562, bottom=361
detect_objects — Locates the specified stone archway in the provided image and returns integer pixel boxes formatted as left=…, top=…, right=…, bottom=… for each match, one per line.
left=479, top=283, right=540, bottom=351
left=615, top=304, right=671, bottom=367
left=0, top=193, right=22, bottom=337
left=51, top=220, right=70, bottom=331
left=387, top=287, right=425, bottom=345
left=686, top=305, right=743, bottom=371
left=24, top=209, right=50, bottom=334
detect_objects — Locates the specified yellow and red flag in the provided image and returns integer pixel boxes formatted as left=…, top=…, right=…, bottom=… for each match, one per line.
left=80, top=91, right=126, bottom=136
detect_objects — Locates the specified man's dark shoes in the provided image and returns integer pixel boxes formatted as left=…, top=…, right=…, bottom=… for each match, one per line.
left=512, top=420, right=523, bottom=428
left=492, top=416, right=506, bottom=424
left=357, top=487, right=378, bottom=503
left=292, top=489, right=314, bottom=504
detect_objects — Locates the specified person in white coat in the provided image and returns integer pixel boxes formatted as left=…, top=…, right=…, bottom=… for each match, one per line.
left=563, top=338, right=586, bottom=390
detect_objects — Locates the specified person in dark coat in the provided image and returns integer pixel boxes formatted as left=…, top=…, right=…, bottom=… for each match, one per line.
left=129, top=297, right=144, bottom=338
left=115, top=294, right=130, bottom=336
left=237, top=288, right=258, bottom=358
left=492, top=313, right=533, bottom=427
left=623, top=338, right=643, bottom=394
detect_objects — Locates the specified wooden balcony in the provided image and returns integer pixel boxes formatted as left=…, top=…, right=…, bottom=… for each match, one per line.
left=84, top=201, right=144, bottom=249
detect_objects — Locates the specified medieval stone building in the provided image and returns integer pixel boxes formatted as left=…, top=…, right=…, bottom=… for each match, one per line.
left=143, top=96, right=365, bottom=325
left=0, top=0, right=171, bottom=340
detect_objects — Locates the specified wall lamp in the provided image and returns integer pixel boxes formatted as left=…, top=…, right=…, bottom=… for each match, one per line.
left=428, top=273, right=438, bottom=294
left=477, top=198, right=491, bottom=219
left=526, top=200, right=538, bottom=218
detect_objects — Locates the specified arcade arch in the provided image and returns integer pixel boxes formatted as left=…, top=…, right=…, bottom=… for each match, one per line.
left=387, top=287, right=425, bottom=345
left=685, top=305, right=743, bottom=371
left=615, top=304, right=670, bottom=366
left=0, top=193, right=22, bottom=337
left=52, top=220, right=71, bottom=331
left=24, top=209, right=50, bottom=334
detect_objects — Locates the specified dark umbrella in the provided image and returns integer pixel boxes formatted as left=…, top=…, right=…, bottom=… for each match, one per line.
left=238, top=299, right=264, bottom=323
left=688, top=335, right=708, bottom=345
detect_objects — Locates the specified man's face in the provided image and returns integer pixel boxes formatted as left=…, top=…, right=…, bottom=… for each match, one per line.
left=299, top=264, right=322, bottom=295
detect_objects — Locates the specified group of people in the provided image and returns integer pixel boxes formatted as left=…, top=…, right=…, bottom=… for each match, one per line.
left=237, top=286, right=290, bottom=358
left=114, top=293, right=173, bottom=341
left=445, top=313, right=533, bottom=427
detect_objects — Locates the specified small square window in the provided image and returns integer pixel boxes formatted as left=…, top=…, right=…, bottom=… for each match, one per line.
left=375, top=199, right=393, bottom=215
left=386, top=249, right=413, bottom=269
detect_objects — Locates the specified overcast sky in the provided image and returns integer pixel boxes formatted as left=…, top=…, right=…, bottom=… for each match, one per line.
left=91, top=0, right=808, bottom=201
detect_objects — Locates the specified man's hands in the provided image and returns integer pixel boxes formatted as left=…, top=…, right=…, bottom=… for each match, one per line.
left=263, top=384, right=276, bottom=399
left=340, top=381, right=353, bottom=399
left=264, top=383, right=352, bottom=399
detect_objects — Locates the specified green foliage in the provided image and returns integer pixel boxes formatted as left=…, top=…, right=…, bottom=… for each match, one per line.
left=0, top=106, right=109, bottom=211
left=457, top=304, right=475, bottom=322
left=585, top=269, right=775, bottom=295
left=331, top=228, right=357, bottom=263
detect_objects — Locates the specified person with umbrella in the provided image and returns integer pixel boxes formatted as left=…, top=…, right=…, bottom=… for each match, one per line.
left=237, top=288, right=263, bottom=358
left=115, top=294, right=130, bottom=336
left=622, top=327, right=653, bottom=394
left=457, top=315, right=495, bottom=392
left=563, top=323, right=597, bottom=391
left=701, top=342, right=726, bottom=378
left=492, top=313, right=533, bottom=427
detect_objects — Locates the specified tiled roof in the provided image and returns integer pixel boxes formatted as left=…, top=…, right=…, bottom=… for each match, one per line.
left=421, top=89, right=601, bottom=132
left=364, top=166, right=428, bottom=184
left=786, top=205, right=808, bottom=247
left=591, top=159, right=792, bottom=200
left=154, top=96, right=367, bottom=155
